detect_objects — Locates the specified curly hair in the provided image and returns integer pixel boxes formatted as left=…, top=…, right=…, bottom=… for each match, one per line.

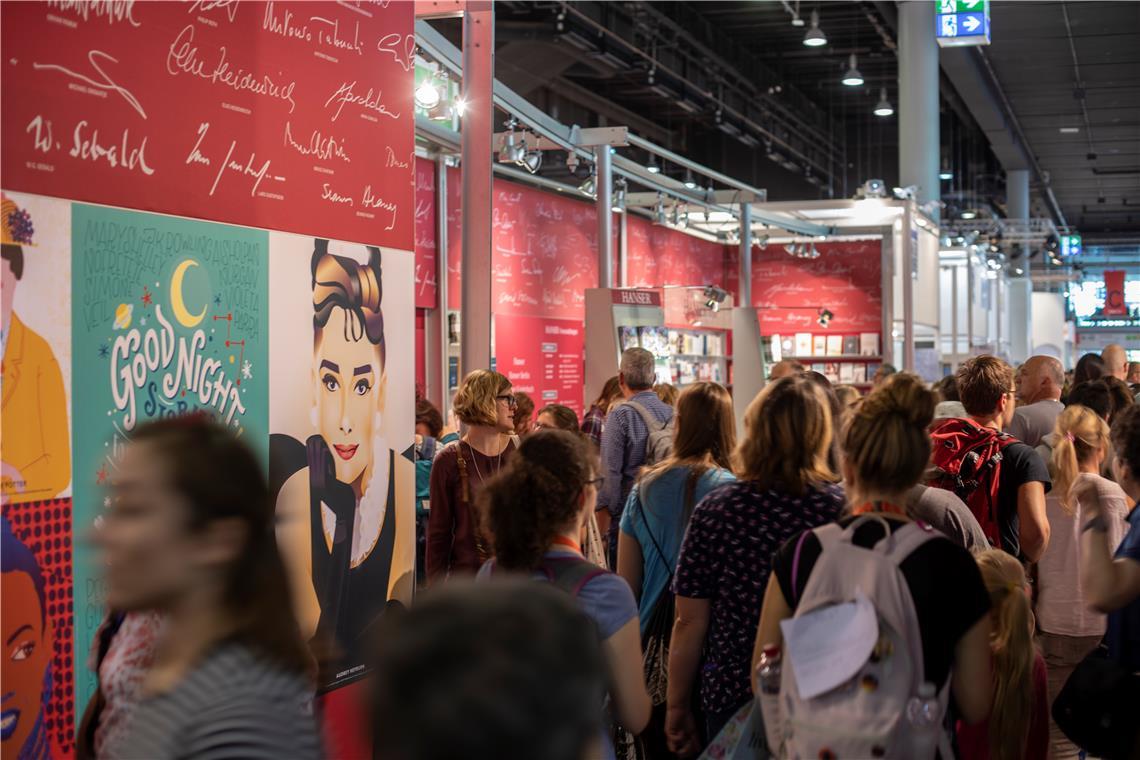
left=480, top=431, right=593, bottom=570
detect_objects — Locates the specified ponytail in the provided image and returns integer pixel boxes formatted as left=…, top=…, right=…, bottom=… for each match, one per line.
left=480, top=431, right=593, bottom=571
left=1050, top=404, right=1110, bottom=515
left=976, top=550, right=1035, bottom=760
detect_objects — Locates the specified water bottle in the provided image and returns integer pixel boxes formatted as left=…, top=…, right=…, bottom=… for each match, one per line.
left=905, top=681, right=940, bottom=758
left=754, top=644, right=783, bottom=754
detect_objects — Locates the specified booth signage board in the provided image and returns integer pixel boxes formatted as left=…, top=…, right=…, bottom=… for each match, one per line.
left=936, top=0, right=991, bottom=47
left=1060, top=234, right=1083, bottom=257
left=612, top=288, right=663, bottom=306
left=1104, top=270, right=1128, bottom=317
left=494, top=314, right=585, bottom=416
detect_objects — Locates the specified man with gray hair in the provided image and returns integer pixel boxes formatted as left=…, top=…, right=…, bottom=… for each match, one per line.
left=597, top=347, right=673, bottom=556
left=1008, top=355, right=1065, bottom=448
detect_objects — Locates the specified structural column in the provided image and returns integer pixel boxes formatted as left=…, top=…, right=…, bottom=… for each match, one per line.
left=899, top=1, right=940, bottom=221
left=596, top=146, right=614, bottom=288
left=460, top=2, right=494, bottom=375
left=1006, top=168, right=1032, bottom=362
left=435, top=155, right=451, bottom=414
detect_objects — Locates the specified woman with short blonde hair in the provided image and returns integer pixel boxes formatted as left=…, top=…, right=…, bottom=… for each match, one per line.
left=426, top=370, right=518, bottom=583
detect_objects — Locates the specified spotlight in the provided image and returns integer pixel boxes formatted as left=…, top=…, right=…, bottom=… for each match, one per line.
left=757, top=234, right=770, bottom=250
left=683, top=169, right=697, bottom=190
left=414, top=74, right=441, bottom=109
left=859, top=178, right=887, bottom=199
left=960, top=210, right=977, bottom=220
left=703, top=285, right=728, bottom=312
left=578, top=163, right=596, bottom=196
left=784, top=243, right=797, bottom=256
left=566, top=151, right=580, bottom=174
left=646, top=156, right=661, bottom=174
left=653, top=195, right=667, bottom=225
left=939, top=169, right=953, bottom=181
left=803, top=9, right=827, bottom=47
left=499, top=119, right=525, bottom=164
left=892, top=185, right=918, bottom=200
left=873, top=88, right=894, bottom=117
left=817, top=308, right=834, bottom=328
left=520, top=149, right=542, bottom=174
left=841, top=54, right=863, bottom=86
left=611, top=179, right=627, bottom=213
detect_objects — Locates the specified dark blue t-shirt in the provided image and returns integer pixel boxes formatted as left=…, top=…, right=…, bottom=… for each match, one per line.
left=1107, top=507, right=1140, bottom=670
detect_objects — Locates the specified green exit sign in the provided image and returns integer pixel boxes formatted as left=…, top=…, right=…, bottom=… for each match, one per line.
left=939, top=0, right=985, bottom=11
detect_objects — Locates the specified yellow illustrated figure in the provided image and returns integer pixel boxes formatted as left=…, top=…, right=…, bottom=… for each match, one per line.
left=1, top=195, right=70, bottom=504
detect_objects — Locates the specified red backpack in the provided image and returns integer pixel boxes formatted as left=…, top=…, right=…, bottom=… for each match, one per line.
left=927, top=417, right=1015, bottom=547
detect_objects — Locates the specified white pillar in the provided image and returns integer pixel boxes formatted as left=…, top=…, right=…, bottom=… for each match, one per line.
left=595, top=147, right=614, bottom=288
left=899, top=1, right=940, bottom=222
left=1006, top=168, right=1032, bottom=362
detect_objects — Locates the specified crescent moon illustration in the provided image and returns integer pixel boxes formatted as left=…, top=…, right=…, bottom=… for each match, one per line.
left=170, top=259, right=207, bottom=328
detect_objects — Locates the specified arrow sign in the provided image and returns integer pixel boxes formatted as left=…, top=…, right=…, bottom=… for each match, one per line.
left=959, top=0, right=982, bottom=9
left=963, top=14, right=982, bottom=32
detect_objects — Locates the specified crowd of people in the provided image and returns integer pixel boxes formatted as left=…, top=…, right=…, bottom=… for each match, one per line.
left=74, top=344, right=1140, bottom=759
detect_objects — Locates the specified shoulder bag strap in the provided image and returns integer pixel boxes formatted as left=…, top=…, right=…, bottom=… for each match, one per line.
left=642, top=468, right=701, bottom=582
left=628, top=400, right=664, bottom=432
left=455, top=442, right=470, bottom=504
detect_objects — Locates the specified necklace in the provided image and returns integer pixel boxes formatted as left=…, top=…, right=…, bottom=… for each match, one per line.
left=466, top=438, right=503, bottom=485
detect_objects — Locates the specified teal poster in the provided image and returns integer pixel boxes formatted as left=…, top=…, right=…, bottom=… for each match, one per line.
left=70, top=204, right=268, bottom=705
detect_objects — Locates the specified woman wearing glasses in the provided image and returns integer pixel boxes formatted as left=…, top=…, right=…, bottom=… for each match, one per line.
left=425, top=370, right=519, bottom=584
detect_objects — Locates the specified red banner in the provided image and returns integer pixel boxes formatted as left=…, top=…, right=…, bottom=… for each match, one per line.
left=1, top=1, right=414, bottom=250
left=1104, top=270, right=1127, bottom=316
left=741, top=241, right=883, bottom=334
left=494, top=314, right=585, bottom=417
left=414, top=159, right=438, bottom=308
left=626, top=216, right=732, bottom=291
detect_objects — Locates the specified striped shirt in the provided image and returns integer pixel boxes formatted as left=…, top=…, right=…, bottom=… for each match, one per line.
left=115, top=643, right=319, bottom=760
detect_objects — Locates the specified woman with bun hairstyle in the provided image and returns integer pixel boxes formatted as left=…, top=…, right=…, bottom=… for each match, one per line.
left=479, top=430, right=651, bottom=758
left=754, top=373, right=993, bottom=752
left=425, top=369, right=518, bottom=583
left=273, top=240, right=398, bottom=689
left=1036, top=404, right=1128, bottom=759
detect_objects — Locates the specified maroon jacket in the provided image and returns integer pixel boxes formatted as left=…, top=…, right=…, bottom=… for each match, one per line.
left=425, top=439, right=516, bottom=583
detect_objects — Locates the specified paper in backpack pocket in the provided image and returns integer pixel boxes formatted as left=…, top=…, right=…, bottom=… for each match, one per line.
left=780, top=590, right=879, bottom=700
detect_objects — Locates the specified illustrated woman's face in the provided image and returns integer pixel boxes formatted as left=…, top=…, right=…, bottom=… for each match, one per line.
left=1, top=569, right=50, bottom=755
left=315, top=307, right=384, bottom=485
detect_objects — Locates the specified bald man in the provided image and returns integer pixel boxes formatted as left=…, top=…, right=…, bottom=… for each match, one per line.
left=1103, top=344, right=1127, bottom=381
left=769, top=359, right=805, bottom=380
left=1007, top=355, right=1065, bottom=448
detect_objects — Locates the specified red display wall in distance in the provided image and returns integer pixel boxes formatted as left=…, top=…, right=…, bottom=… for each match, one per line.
left=414, top=159, right=438, bottom=308
left=1, top=1, right=415, bottom=250
left=742, top=241, right=883, bottom=334
left=494, top=314, right=585, bottom=417
left=626, top=216, right=732, bottom=292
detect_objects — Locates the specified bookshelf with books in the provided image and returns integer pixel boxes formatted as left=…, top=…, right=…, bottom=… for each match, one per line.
left=769, top=331, right=882, bottom=386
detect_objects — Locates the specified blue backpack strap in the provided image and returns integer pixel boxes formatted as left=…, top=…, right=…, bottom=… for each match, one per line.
left=540, top=555, right=609, bottom=597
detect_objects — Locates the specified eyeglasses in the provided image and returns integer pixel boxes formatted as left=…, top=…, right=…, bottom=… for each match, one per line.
left=496, top=394, right=518, bottom=408
left=533, top=421, right=555, bottom=431
left=586, top=476, right=605, bottom=490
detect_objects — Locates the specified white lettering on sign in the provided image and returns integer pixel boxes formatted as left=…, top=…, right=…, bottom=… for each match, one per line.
left=615, top=290, right=658, bottom=306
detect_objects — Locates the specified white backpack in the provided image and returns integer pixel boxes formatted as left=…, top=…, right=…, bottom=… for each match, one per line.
left=778, top=516, right=952, bottom=759
left=626, top=401, right=674, bottom=467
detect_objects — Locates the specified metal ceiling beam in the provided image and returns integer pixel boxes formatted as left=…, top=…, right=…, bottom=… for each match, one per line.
left=416, top=19, right=833, bottom=239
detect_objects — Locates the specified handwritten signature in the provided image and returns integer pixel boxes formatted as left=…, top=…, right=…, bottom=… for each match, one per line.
left=33, top=50, right=147, bottom=119
left=167, top=25, right=297, bottom=113
left=46, top=0, right=141, bottom=27
left=283, top=121, right=351, bottom=163
left=323, top=81, right=400, bottom=123
left=187, top=0, right=239, bottom=22
left=375, top=32, right=415, bottom=71
left=185, top=122, right=271, bottom=196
